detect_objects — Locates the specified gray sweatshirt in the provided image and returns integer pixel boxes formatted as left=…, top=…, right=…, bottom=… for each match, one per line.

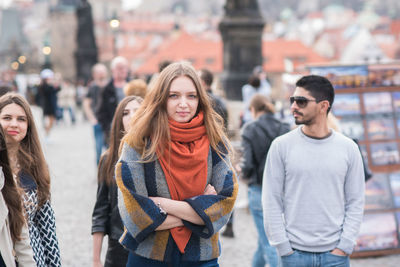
left=262, top=126, right=365, bottom=256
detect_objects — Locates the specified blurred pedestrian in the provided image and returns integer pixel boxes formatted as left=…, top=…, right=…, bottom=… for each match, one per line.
left=241, top=74, right=270, bottom=125
left=0, top=71, right=18, bottom=93
left=75, top=79, right=87, bottom=110
left=52, top=73, right=63, bottom=122
left=96, top=56, right=129, bottom=146
left=92, top=96, right=143, bottom=267
left=148, top=59, right=172, bottom=89
left=58, top=79, right=76, bottom=125
left=252, top=66, right=271, bottom=97
left=241, top=94, right=289, bottom=267
left=123, top=79, right=147, bottom=98
left=198, top=68, right=233, bottom=238
left=199, top=68, right=228, bottom=130
left=0, top=125, right=36, bottom=267
left=0, top=93, right=61, bottom=266
left=263, top=75, right=365, bottom=267
left=0, top=85, right=12, bottom=97
left=37, top=69, right=60, bottom=142
left=83, top=63, right=109, bottom=164
left=116, top=62, right=238, bottom=266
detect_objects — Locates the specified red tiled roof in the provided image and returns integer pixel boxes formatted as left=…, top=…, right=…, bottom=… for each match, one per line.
left=112, top=32, right=328, bottom=75
left=135, top=31, right=222, bottom=74
left=262, top=39, right=329, bottom=72
left=119, top=21, right=175, bottom=33
left=390, top=20, right=400, bottom=37
left=95, top=21, right=174, bottom=35
left=313, top=28, right=349, bottom=60
left=378, top=42, right=400, bottom=59
left=306, top=11, right=323, bottom=19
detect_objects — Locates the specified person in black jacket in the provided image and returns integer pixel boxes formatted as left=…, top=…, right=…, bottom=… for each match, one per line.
left=199, top=68, right=228, bottom=131
left=95, top=57, right=129, bottom=146
left=38, top=69, right=60, bottom=141
left=241, top=94, right=290, bottom=267
left=199, top=68, right=235, bottom=237
left=83, top=63, right=109, bottom=165
left=91, top=95, right=143, bottom=267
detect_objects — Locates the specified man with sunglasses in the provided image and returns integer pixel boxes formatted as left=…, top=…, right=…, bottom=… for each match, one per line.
left=262, top=75, right=365, bottom=267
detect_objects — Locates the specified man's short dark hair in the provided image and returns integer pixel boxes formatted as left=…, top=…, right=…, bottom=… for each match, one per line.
left=0, top=85, right=12, bottom=97
left=158, top=60, right=172, bottom=72
left=200, top=68, right=213, bottom=87
left=249, top=75, right=260, bottom=88
left=295, top=75, right=335, bottom=113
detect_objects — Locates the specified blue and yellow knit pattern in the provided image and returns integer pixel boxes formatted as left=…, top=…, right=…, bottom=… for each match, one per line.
left=115, top=142, right=238, bottom=262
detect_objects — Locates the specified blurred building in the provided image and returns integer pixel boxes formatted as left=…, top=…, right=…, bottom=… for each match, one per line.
left=3, top=0, right=400, bottom=89
left=121, top=28, right=328, bottom=100
left=0, top=8, right=31, bottom=72
left=49, top=3, right=77, bottom=80
left=90, top=0, right=122, bottom=22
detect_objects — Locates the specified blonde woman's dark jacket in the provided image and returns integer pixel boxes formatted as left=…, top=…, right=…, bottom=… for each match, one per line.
left=91, top=154, right=125, bottom=240
left=241, top=113, right=290, bottom=185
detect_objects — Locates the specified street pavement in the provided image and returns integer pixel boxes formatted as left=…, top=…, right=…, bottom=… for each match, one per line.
left=32, top=107, right=400, bottom=266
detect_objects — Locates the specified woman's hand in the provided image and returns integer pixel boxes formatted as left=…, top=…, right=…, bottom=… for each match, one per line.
left=149, top=196, right=205, bottom=225
left=204, top=184, right=217, bottom=195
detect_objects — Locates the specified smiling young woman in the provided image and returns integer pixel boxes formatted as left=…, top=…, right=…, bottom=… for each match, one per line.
left=0, top=124, right=36, bottom=267
left=0, top=93, right=61, bottom=266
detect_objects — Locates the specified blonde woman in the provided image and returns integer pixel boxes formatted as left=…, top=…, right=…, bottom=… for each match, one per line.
left=116, top=62, right=238, bottom=266
left=123, top=79, right=147, bottom=98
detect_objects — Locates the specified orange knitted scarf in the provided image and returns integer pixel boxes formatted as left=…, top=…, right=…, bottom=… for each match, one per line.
left=157, top=111, right=210, bottom=253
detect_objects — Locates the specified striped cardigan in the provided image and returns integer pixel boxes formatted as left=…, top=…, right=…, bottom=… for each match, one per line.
left=115, top=142, right=238, bottom=262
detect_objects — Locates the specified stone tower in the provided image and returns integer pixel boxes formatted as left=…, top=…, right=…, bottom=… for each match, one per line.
left=75, top=0, right=98, bottom=83
left=219, top=0, right=265, bottom=100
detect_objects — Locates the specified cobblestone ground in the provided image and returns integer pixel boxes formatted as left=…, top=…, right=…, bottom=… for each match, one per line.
left=33, top=107, right=400, bottom=266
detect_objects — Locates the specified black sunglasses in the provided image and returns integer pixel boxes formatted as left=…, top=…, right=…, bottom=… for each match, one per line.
left=289, top=96, right=319, bottom=108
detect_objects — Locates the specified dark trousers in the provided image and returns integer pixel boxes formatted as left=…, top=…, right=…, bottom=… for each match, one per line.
left=0, top=254, right=5, bottom=267
left=104, top=238, right=128, bottom=267
left=126, top=242, right=219, bottom=267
